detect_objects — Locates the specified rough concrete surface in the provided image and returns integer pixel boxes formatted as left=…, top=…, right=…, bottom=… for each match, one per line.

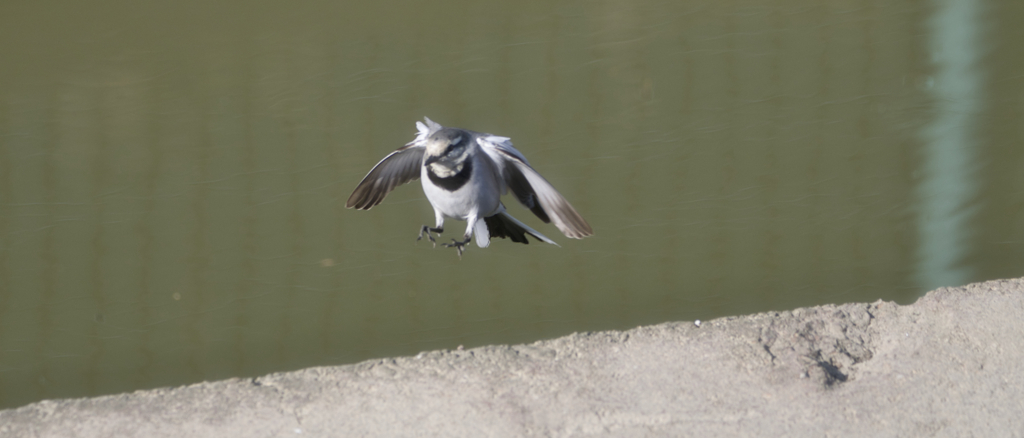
left=2, top=278, right=1023, bottom=437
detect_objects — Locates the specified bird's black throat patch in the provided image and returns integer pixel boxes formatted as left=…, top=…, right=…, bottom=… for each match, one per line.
left=427, top=160, right=472, bottom=192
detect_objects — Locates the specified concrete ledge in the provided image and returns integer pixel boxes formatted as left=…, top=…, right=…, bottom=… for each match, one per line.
left=3, top=278, right=1023, bottom=437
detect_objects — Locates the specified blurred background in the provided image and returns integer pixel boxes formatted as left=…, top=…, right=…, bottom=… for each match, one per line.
left=1, top=0, right=1022, bottom=410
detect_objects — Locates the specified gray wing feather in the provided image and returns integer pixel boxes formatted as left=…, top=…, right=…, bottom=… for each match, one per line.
left=478, top=137, right=593, bottom=239
left=346, top=145, right=425, bottom=210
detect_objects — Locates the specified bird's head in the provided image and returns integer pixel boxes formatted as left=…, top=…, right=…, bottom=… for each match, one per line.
left=423, top=128, right=470, bottom=177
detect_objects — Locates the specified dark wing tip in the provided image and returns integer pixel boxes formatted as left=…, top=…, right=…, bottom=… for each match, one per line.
left=550, top=198, right=593, bottom=239
left=345, top=181, right=382, bottom=210
left=344, top=193, right=362, bottom=209
left=565, top=218, right=593, bottom=239
left=529, top=201, right=550, bottom=223
left=346, top=145, right=424, bottom=211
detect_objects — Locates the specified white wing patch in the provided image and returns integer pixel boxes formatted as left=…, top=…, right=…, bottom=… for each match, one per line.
left=478, top=135, right=529, bottom=166
left=484, top=135, right=510, bottom=144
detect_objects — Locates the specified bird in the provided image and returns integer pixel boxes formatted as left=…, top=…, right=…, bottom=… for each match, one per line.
left=346, top=117, right=593, bottom=258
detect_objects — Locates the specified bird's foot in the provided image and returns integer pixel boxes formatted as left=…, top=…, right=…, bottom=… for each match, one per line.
left=417, top=226, right=443, bottom=247
left=443, top=237, right=472, bottom=259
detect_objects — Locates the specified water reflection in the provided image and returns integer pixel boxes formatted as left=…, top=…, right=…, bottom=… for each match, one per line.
left=0, top=0, right=1021, bottom=410
left=915, top=0, right=985, bottom=291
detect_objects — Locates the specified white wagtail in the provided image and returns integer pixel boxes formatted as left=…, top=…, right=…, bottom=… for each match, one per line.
left=347, top=117, right=592, bottom=257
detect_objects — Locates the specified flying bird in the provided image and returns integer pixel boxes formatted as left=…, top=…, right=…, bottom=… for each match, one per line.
left=346, top=117, right=592, bottom=257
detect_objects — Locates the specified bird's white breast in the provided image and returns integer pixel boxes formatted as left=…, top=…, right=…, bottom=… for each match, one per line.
left=421, top=154, right=502, bottom=220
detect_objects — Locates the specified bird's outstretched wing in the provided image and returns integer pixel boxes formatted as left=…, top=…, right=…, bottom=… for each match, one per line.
left=346, top=144, right=425, bottom=210
left=346, top=117, right=445, bottom=210
left=478, top=136, right=593, bottom=239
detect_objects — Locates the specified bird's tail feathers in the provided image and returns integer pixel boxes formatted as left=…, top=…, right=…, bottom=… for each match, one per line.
left=483, top=212, right=558, bottom=247
left=473, top=219, right=490, bottom=248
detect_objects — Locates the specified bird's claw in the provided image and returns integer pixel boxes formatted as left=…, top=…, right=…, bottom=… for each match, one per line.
left=417, top=226, right=441, bottom=248
left=442, top=238, right=471, bottom=259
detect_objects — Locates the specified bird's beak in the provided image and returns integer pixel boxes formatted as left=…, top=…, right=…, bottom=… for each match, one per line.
left=424, top=155, right=439, bottom=166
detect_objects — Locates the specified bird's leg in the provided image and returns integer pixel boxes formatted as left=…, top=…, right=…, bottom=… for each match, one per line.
left=417, top=225, right=443, bottom=247
left=418, top=211, right=446, bottom=248
left=443, top=235, right=473, bottom=259
left=443, top=216, right=478, bottom=259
